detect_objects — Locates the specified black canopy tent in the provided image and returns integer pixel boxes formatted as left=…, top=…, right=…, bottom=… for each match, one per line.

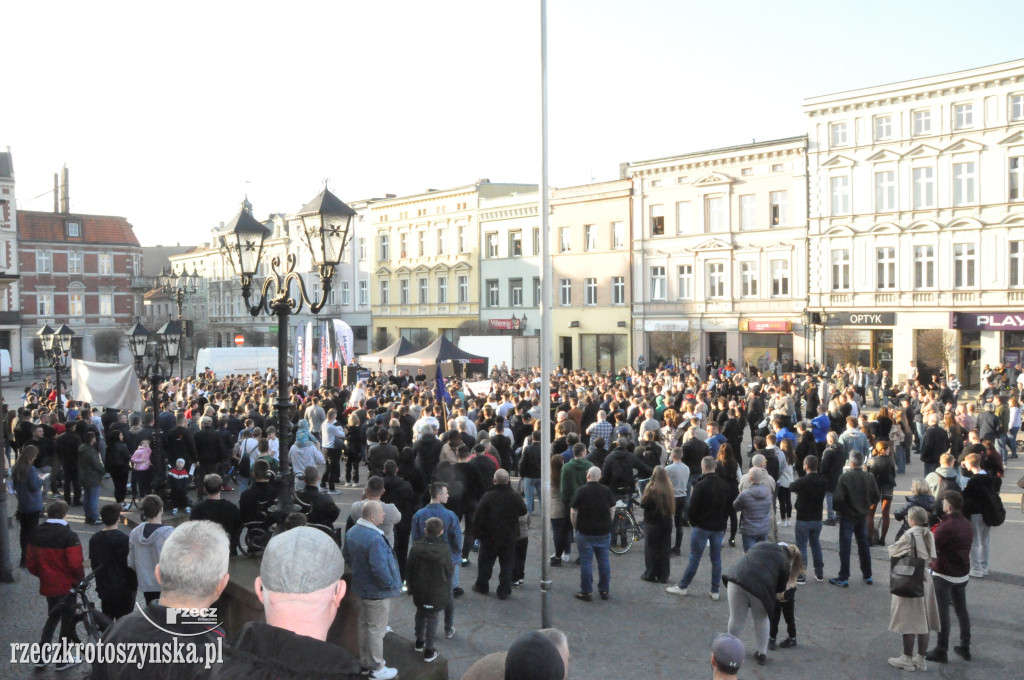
left=398, top=335, right=489, bottom=377
left=358, top=336, right=416, bottom=371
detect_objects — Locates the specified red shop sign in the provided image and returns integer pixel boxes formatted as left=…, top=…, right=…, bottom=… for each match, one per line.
left=744, top=320, right=791, bottom=333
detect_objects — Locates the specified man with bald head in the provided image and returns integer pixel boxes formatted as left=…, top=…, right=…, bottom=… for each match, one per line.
left=472, top=468, right=527, bottom=600
left=570, top=465, right=616, bottom=601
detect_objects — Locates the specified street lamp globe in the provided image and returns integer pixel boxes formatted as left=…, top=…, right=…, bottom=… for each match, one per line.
left=157, top=320, right=183, bottom=362
left=296, top=188, right=356, bottom=270
left=126, top=322, right=152, bottom=362
left=37, top=324, right=56, bottom=353
left=156, top=265, right=170, bottom=291
left=223, top=201, right=271, bottom=278
left=55, top=324, right=76, bottom=354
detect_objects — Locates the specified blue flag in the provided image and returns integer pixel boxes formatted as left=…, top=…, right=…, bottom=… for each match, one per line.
left=435, top=364, right=453, bottom=405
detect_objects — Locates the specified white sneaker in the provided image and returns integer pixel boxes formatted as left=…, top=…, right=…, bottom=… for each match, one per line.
left=370, top=665, right=398, bottom=680
left=913, top=654, right=927, bottom=671
left=665, top=585, right=688, bottom=595
left=710, top=591, right=720, bottom=601
left=969, top=569, right=984, bottom=578
left=887, top=654, right=915, bottom=671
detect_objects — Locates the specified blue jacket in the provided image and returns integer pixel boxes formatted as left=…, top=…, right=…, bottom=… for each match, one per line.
left=811, top=414, right=831, bottom=444
left=343, top=520, right=401, bottom=599
left=410, top=502, right=463, bottom=564
left=706, top=434, right=727, bottom=457
left=14, top=466, right=45, bottom=514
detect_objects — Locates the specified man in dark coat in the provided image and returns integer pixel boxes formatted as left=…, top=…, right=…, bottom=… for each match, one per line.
left=818, top=432, right=847, bottom=525
left=472, top=469, right=526, bottom=600
left=194, top=416, right=228, bottom=500
left=601, top=437, right=653, bottom=492
left=925, top=490, right=974, bottom=663
left=413, top=426, right=443, bottom=483
left=406, top=517, right=454, bottom=662
left=920, top=413, right=951, bottom=477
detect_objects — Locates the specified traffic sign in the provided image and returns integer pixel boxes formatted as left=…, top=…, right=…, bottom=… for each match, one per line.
left=234, top=334, right=244, bottom=346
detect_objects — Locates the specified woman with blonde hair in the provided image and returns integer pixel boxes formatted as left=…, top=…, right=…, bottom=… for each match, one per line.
left=887, top=506, right=940, bottom=671
left=640, top=465, right=675, bottom=584
left=866, top=440, right=897, bottom=545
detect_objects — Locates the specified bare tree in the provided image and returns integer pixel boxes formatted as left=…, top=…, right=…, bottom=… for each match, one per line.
left=916, top=329, right=957, bottom=376
left=649, top=330, right=698, bottom=366
left=409, top=329, right=434, bottom=351
left=94, top=330, right=124, bottom=363
left=456, top=319, right=501, bottom=338
left=825, top=327, right=864, bottom=368
left=596, top=334, right=627, bottom=373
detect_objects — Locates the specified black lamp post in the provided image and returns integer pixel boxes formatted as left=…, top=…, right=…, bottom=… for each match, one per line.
left=157, top=264, right=199, bottom=381
left=37, top=324, right=75, bottom=421
left=126, top=320, right=181, bottom=494
left=221, top=190, right=355, bottom=527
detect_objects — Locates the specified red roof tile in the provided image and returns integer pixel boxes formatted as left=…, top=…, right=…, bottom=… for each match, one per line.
left=17, top=210, right=141, bottom=246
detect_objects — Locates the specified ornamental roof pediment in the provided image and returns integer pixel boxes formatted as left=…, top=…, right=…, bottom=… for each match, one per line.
left=947, top=217, right=984, bottom=230
left=451, top=261, right=472, bottom=271
left=431, top=263, right=451, bottom=272
left=691, top=172, right=733, bottom=187
left=412, top=264, right=430, bottom=274
left=820, top=154, right=856, bottom=168
left=735, top=244, right=761, bottom=253
left=692, top=238, right=732, bottom=251
left=375, top=266, right=392, bottom=276
left=864, top=149, right=902, bottom=162
left=764, top=241, right=795, bottom=250
left=941, top=138, right=984, bottom=154
left=998, top=130, right=1024, bottom=146
left=870, top=222, right=901, bottom=234
left=823, top=225, right=855, bottom=237
left=904, top=144, right=941, bottom=158
left=394, top=266, right=412, bottom=275
left=906, top=220, right=941, bottom=232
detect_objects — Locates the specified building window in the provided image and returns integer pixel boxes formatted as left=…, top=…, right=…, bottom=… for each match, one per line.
left=98, top=254, right=112, bottom=275
left=485, top=232, right=499, bottom=258
left=770, top=259, right=790, bottom=297
left=486, top=280, right=499, bottom=307
left=37, top=251, right=51, bottom=274
left=611, top=276, right=625, bottom=305
left=705, top=196, right=726, bottom=232
left=532, top=227, right=541, bottom=255
left=418, top=278, right=428, bottom=304
left=358, top=238, right=367, bottom=260
left=876, top=247, right=896, bottom=290
left=831, top=249, right=851, bottom=291
left=1012, top=94, right=1024, bottom=122
left=677, top=265, right=693, bottom=299
left=707, top=262, right=725, bottom=298
left=914, top=245, right=935, bottom=289
left=67, top=222, right=81, bottom=237
left=830, top=176, right=850, bottom=216
left=509, top=230, right=523, bottom=257
left=739, top=194, right=757, bottom=230
left=1011, top=242, right=1024, bottom=288
left=650, top=204, right=664, bottom=236
left=769, top=191, right=787, bottom=227
left=379, top=280, right=389, bottom=305
left=953, top=103, right=973, bottom=130
left=458, top=226, right=467, bottom=253
left=584, top=225, right=596, bottom=251
left=675, top=201, right=691, bottom=234
left=339, top=280, right=350, bottom=306
left=437, top=277, right=448, bottom=303
left=953, top=162, right=976, bottom=205
left=874, top=115, right=893, bottom=141
left=650, top=266, right=666, bottom=300
left=830, top=122, right=848, bottom=146
left=379, top=235, right=390, bottom=261
left=612, top=221, right=625, bottom=249
left=510, top=278, right=523, bottom=307
left=399, top=279, right=410, bottom=304
left=69, top=292, right=84, bottom=316
left=533, top=277, right=541, bottom=307
left=771, top=163, right=784, bottom=173
left=912, top=167, right=935, bottom=209
left=437, top=229, right=446, bottom=255
left=1010, top=156, right=1023, bottom=201
left=875, top=170, right=896, bottom=212
left=913, top=109, right=931, bottom=135
left=559, top=226, right=571, bottom=252
left=68, top=251, right=83, bottom=275
left=358, top=280, right=368, bottom=306
left=457, top=275, right=469, bottom=303
left=954, top=243, right=976, bottom=288
left=38, top=293, right=53, bottom=317
left=399, top=233, right=409, bottom=258
left=559, top=279, right=571, bottom=306
left=99, top=294, right=113, bottom=316
left=740, top=261, right=758, bottom=297
left=741, top=168, right=753, bottom=176
left=584, top=278, right=597, bottom=306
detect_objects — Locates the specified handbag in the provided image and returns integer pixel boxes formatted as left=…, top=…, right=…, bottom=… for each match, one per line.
left=890, top=534, right=926, bottom=598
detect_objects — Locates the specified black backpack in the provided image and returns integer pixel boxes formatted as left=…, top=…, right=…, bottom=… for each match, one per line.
left=981, top=483, right=1007, bottom=527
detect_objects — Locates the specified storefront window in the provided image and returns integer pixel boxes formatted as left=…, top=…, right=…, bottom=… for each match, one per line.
left=1003, top=331, right=1024, bottom=369
left=873, top=330, right=893, bottom=373
left=961, top=331, right=981, bottom=390
left=825, top=328, right=871, bottom=369
left=581, top=334, right=628, bottom=374
left=742, top=333, right=794, bottom=374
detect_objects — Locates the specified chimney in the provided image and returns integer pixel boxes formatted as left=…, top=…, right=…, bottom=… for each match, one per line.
left=53, top=173, right=59, bottom=213
left=60, top=165, right=69, bottom=213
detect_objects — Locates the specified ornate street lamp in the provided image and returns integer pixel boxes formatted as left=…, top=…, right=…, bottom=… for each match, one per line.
left=125, top=320, right=180, bottom=495
left=37, top=324, right=75, bottom=419
left=222, top=189, right=355, bottom=528
left=159, top=264, right=200, bottom=380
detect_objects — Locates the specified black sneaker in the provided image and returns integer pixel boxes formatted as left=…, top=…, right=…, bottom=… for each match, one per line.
left=670, top=548, right=681, bottom=556
left=796, top=574, right=806, bottom=585
left=953, top=645, right=971, bottom=661
left=768, top=638, right=776, bottom=650
left=924, top=648, right=947, bottom=663
left=414, top=640, right=425, bottom=653
left=445, top=627, right=456, bottom=639
left=780, top=637, right=797, bottom=649
left=755, top=652, right=767, bottom=665
left=574, top=592, right=592, bottom=602
left=452, top=587, right=464, bottom=598
left=423, top=648, right=439, bottom=663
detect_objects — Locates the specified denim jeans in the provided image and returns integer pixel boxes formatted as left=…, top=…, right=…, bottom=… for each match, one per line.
left=996, top=433, right=1012, bottom=463
left=825, top=492, right=835, bottom=521
left=83, top=485, right=101, bottom=523
left=838, top=515, right=872, bottom=580
left=1009, top=427, right=1020, bottom=457
left=741, top=534, right=767, bottom=553
left=895, top=444, right=906, bottom=475
left=970, top=514, right=990, bottom=573
left=524, top=478, right=541, bottom=513
left=576, top=533, right=611, bottom=595
left=794, top=519, right=824, bottom=578
left=914, top=422, right=926, bottom=451
left=871, top=385, right=880, bottom=406
left=932, top=575, right=970, bottom=650
left=676, top=527, right=724, bottom=593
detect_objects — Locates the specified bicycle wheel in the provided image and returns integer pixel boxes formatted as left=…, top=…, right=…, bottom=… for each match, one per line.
left=609, top=509, right=641, bottom=554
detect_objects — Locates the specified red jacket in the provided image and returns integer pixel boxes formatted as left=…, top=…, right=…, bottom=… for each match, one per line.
left=930, top=511, right=973, bottom=578
left=26, top=521, right=85, bottom=597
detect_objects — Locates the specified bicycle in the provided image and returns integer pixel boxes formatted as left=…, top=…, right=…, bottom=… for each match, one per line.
left=609, top=479, right=646, bottom=555
left=46, top=571, right=113, bottom=645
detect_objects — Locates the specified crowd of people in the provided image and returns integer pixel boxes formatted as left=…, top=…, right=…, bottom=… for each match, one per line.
left=4, top=355, right=1017, bottom=676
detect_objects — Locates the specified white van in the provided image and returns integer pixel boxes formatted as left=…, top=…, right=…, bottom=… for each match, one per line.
left=0, top=349, right=11, bottom=381
left=195, top=347, right=278, bottom=379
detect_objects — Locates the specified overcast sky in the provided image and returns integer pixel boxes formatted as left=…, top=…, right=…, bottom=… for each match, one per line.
left=3, top=0, right=1023, bottom=246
